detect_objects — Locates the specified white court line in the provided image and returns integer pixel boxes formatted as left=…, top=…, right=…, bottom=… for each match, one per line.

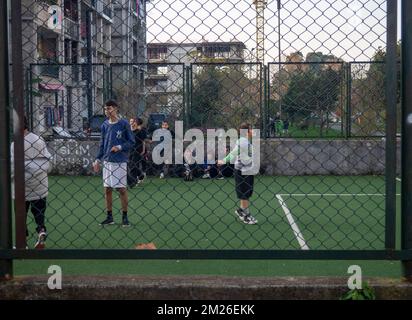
left=278, top=194, right=401, bottom=197
left=276, top=194, right=309, bottom=250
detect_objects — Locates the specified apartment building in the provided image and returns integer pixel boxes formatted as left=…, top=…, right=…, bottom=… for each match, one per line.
left=145, top=41, right=246, bottom=119
left=111, top=0, right=147, bottom=117
left=18, top=0, right=147, bottom=135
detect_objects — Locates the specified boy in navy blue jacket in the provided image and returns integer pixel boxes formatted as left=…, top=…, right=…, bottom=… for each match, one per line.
left=93, top=100, right=135, bottom=226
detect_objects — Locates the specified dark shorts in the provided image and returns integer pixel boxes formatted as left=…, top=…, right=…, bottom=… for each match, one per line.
left=235, top=169, right=254, bottom=200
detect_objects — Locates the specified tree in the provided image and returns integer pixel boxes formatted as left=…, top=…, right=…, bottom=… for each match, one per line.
left=190, top=65, right=221, bottom=128
left=316, top=67, right=341, bottom=135
left=282, top=66, right=341, bottom=136
left=352, top=43, right=401, bottom=135
left=282, top=70, right=315, bottom=123
left=190, top=63, right=261, bottom=129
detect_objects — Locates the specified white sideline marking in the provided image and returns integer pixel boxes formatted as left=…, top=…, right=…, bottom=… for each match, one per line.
left=278, top=193, right=401, bottom=197
left=276, top=194, right=309, bottom=251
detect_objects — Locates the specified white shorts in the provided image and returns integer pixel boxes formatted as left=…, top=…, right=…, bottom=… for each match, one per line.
left=103, top=161, right=127, bottom=188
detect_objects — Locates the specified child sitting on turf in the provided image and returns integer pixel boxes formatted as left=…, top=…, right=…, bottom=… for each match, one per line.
left=202, top=151, right=224, bottom=180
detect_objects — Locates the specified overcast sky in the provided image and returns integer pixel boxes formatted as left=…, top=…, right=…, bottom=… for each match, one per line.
left=146, top=0, right=401, bottom=62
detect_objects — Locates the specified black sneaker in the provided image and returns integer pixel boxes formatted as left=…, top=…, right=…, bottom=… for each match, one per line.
left=100, top=216, right=114, bottom=226
left=34, top=230, right=47, bottom=249
left=243, top=214, right=258, bottom=225
left=122, top=216, right=130, bottom=227
left=235, top=208, right=246, bottom=221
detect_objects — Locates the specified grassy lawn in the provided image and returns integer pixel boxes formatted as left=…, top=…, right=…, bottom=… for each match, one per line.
left=270, top=124, right=343, bottom=138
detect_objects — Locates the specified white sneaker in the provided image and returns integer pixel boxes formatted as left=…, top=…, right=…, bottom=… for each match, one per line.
left=160, top=172, right=165, bottom=179
left=202, top=173, right=211, bottom=179
left=243, top=214, right=258, bottom=225
left=34, top=231, right=47, bottom=249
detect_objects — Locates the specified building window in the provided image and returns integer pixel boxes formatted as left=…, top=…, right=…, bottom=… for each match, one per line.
left=64, top=39, right=71, bottom=64
left=148, top=47, right=167, bottom=60
left=158, top=66, right=168, bottom=75
left=132, top=0, right=144, bottom=18
left=64, top=0, right=79, bottom=21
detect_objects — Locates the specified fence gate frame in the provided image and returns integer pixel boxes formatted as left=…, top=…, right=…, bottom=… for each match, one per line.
left=1, top=0, right=412, bottom=281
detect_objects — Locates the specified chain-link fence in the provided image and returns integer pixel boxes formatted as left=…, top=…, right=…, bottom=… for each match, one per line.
left=1, top=0, right=412, bottom=276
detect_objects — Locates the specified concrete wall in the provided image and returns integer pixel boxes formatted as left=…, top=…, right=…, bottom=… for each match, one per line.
left=260, top=139, right=401, bottom=176
left=1, top=276, right=412, bottom=300
left=46, top=138, right=401, bottom=176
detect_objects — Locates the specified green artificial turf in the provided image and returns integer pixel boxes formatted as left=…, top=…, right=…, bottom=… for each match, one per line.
left=14, top=175, right=402, bottom=277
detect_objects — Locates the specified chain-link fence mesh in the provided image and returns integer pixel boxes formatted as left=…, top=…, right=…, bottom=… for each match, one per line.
left=6, top=0, right=401, bottom=253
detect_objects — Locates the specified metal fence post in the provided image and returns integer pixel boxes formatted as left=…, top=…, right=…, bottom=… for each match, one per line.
left=28, top=65, right=34, bottom=131
left=346, top=63, right=352, bottom=139
left=263, top=64, right=268, bottom=139
left=401, top=0, right=412, bottom=280
left=11, top=0, right=27, bottom=249
left=385, top=0, right=398, bottom=251
left=186, top=66, right=191, bottom=129
left=0, top=0, right=13, bottom=280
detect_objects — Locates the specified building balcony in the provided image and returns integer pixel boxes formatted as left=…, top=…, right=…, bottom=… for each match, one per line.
left=148, top=57, right=168, bottom=63
left=35, top=2, right=63, bottom=34
left=64, top=17, right=80, bottom=40
left=199, top=54, right=244, bottom=63
left=38, top=59, right=60, bottom=78
left=103, top=6, right=112, bottom=19
left=96, top=44, right=111, bottom=56
left=39, top=0, right=60, bottom=5
left=146, top=84, right=169, bottom=93
left=96, top=0, right=113, bottom=22
left=146, top=73, right=168, bottom=80
left=59, top=65, right=82, bottom=86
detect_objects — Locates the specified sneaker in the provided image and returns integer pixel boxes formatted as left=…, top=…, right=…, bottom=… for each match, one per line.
left=235, top=208, right=246, bottom=221
left=34, top=230, right=47, bottom=249
left=216, top=174, right=225, bottom=180
left=202, top=173, right=211, bottom=179
left=100, top=216, right=114, bottom=226
left=243, top=214, right=258, bottom=225
left=160, top=172, right=165, bottom=179
left=122, top=216, right=130, bottom=227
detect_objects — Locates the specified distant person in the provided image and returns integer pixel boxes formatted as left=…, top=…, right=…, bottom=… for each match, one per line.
left=202, top=151, right=224, bottom=180
left=156, top=120, right=174, bottom=179
left=128, top=117, right=147, bottom=187
left=93, top=100, right=135, bottom=227
left=11, top=117, right=52, bottom=249
left=218, top=122, right=258, bottom=225
left=283, top=118, right=289, bottom=136
left=273, top=112, right=282, bottom=137
left=268, top=117, right=275, bottom=137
